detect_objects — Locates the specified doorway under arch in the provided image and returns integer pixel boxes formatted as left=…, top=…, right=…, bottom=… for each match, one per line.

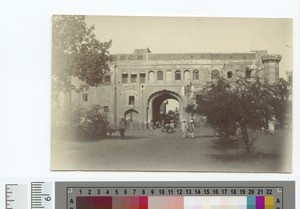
left=124, top=109, right=139, bottom=130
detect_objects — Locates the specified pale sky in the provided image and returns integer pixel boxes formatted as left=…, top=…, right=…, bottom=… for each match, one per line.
left=166, top=99, right=179, bottom=112
left=85, top=16, right=293, bottom=78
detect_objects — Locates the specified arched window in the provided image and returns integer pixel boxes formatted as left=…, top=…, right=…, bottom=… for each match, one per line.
left=184, top=70, right=191, bottom=82
left=199, top=69, right=206, bottom=82
left=193, top=70, right=199, bottom=80
left=148, top=71, right=155, bottom=82
left=175, top=70, right=181, bottom=80
left=211, top=70, right=219, bottom=80
left=166, top=70, right=172, bottom=82
left=157, top=70, right=163, bottom=80
left=227, top=71, right=233, bottom=78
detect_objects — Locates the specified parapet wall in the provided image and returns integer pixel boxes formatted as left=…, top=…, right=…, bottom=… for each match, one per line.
left=261, top=54, right=282, bottom=62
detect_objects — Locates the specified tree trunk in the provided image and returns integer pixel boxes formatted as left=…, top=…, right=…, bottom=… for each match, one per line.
left=241, top=124, right=251, bottom=153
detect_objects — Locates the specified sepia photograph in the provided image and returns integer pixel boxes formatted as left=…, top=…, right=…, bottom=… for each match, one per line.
left=51, top=15, right=292, bottom=172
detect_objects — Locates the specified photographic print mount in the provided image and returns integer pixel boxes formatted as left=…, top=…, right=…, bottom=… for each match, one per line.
left=51, top=16, right=292, bottom=172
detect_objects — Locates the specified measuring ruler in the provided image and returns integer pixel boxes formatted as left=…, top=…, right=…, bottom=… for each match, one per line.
left=4, top=182, right=52, bottom=209
left=31, top=182, right=52, bottom=209
left=5, top=184, right=28, bottom=209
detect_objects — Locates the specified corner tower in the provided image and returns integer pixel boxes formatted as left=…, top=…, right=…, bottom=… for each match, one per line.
left=261, top=54, right=282, bottom=84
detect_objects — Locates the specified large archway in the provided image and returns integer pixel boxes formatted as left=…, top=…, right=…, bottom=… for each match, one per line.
left=152, top=95, right=179, bottom=124
left=147, top=90, right=184, bottom=127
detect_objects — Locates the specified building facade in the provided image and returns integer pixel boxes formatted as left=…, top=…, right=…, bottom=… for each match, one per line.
left=70, top=48, right=281, bottom=130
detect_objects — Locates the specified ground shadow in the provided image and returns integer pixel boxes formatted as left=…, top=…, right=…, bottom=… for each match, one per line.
left=103, top=135, right=148, bottom=140
left=210, top=138, right=243, bottom=149
left=192, top=135, right=217, bottom=139
left=209, top=152, right=279, bottom=163
left=55, top=133, right=148, bottom=142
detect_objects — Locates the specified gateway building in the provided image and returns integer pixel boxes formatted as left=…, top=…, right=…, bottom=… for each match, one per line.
left=70, top=48, right=281, bottom=130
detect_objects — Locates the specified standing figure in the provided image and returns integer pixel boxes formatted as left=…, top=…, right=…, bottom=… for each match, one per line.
left=169, top=120, right=175, bottom=133
left=180, top=119, right=188, bottom=138
left=155, top=121, right=160, bottom=129
left=148, top=120, right=154, bottom=135
left=119, top=118, right=126, bottom=139
left=189, top=120, right=195, bottom=138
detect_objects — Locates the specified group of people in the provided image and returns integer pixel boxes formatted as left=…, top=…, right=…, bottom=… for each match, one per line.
left=180, top=119, right=195, bottom=138
left=117, top=118, right=195, bottom=139
left=148, top=119, right=195, bottom=138
left=148, top=119, right=176, bottom=135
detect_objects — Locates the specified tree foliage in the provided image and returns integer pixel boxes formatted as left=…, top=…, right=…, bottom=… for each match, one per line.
left=189, top=78, right=282, bottom=153
left=271, top=72, right=292, bottom=128
left=72, top=104, right=109, bottom=138
left=52, top=15, right=112, bottom=98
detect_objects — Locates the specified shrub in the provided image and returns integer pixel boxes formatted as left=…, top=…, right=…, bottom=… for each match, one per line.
left=72, top=104, right=109, bottom=138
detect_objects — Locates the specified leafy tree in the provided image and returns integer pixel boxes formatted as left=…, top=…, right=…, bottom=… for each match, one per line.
left=72, top=104, right=109, bottom=138
left=52, top=15, right=112, bottom=99
left=270, top=72, right=292, bottom=128
left=189, top=78, right=277, bottom=153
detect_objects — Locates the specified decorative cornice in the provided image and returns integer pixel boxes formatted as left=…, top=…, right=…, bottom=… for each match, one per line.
left=261, top=54, right=282, bottom=62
